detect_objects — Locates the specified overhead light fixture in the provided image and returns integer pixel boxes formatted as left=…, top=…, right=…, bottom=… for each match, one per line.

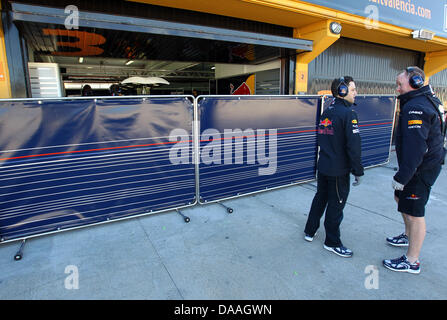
left=411, top=29, right=435, bottom=40
left=329, top=22, right=342, bottom=35
left=78, top=57, right=84, bottom=63
left=125, top=60, right=134, bottom=66
left=211, top=66, right=216, bottom=70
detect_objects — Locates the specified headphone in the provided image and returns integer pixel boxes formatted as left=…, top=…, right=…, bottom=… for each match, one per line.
left=337, top=77, right=349, bottom=97
left=81, top=84, right=93, bottom=96
left=406, top=67, right=425, bottom=89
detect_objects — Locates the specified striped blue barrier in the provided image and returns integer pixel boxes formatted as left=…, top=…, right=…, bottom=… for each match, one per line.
left=0, top=94, right=396, bottom=243
left=197, top=96, right=321, bottom=203
left=323, top=95, right=397, bottom=168
left=0, top=96, right=196, bottom=242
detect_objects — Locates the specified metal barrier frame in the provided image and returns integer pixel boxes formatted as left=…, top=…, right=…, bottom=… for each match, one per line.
left=0, top=95, right=198, bottom=244
left=358, top=94, right=398, bottom=169
left=0, top=94, right=398, bottom=244
left=321, top=94, right=398, bottom=169
left=195, top=94, right=322, bottom=205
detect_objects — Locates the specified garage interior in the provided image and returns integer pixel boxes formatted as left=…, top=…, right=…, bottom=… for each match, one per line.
left=6, top=1, right=313, bottom=98
left=3, top=0, right=447, bottom=101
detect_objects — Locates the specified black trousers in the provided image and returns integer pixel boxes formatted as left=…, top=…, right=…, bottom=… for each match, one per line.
left=304, top=172, right=350, bottom=247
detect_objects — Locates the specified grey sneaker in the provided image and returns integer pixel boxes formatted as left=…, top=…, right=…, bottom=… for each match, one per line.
left=323, top=245, right=353, bottom=258
left=386, top=233, right=409, bottom=247
left=383, top=255, right=420, bottom=274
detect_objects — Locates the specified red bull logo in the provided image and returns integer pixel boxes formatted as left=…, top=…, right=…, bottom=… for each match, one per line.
left=320, top=118, right=332, bottom=127
left=230, top=82, right=251, bottom=95
left=318, top=118, right=334, bottom=135
left=406, top=194, right=420, bottom=200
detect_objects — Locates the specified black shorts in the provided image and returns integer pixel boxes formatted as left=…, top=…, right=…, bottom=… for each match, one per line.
left=394, top=164, right=442, bottom=217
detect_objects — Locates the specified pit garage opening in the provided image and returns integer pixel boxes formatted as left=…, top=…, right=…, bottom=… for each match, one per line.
left=9, top=2, right=312, bottom=98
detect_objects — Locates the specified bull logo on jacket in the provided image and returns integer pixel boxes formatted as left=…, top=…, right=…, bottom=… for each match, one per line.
left=318, top=117, right=334, bottom=135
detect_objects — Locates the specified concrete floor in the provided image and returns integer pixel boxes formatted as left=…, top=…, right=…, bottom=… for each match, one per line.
left=1, top=152, right=446, bottom=300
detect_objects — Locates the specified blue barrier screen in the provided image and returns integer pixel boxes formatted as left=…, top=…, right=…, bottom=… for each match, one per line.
left=0, top=94, right=395, bottom=242
left=323, top=96, right=396, bottom=167
left=198, top=96, right=320, bottom=203
left=0, top=97, right=195, bottom=242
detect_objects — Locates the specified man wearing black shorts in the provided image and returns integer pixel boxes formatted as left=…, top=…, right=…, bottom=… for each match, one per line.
left=384, top=66, right=446, bottom=274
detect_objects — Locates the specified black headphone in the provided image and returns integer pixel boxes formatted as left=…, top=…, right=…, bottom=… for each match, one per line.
left=406, top=67, right=425, bottom=89
left=81, top=84, right=93, bottom=96
left=337, top=77, right=349, bottom=97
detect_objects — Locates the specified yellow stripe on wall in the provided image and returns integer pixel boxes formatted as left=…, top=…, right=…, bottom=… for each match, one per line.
left=0, top=3, right=11, bottom=99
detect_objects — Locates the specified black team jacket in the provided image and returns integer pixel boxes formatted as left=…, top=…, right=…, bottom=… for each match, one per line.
left=317, top=97, right=364, bottom=177
left=394, top=85, right=446, bottom=186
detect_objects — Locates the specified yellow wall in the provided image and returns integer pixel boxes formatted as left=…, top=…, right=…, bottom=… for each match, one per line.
left=0, top=4, right=11, bottom=99
left=293, top=20, right=340, bottom=93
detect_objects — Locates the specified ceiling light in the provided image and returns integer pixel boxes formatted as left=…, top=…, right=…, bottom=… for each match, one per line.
left=125, top=60, right=134, bottom=66
left=411, top=29, right=435, bottom=40
left=329, top=22, right=342, bottom=35
left=78, top=57, right=84, bottom=63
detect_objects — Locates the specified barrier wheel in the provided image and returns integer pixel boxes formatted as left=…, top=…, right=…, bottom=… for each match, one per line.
left=184, top=217, right=191, bottom=223
left=14, top=253, right=22, bottom=261
left=227, top=208, right=233, bottom=214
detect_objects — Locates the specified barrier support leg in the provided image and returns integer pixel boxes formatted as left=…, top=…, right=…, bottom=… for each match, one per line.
left=176, top=209, right=190, bottom=223
left=14, top=239, right=26, bottom=261
left=217, top=202, right=233, bottom=214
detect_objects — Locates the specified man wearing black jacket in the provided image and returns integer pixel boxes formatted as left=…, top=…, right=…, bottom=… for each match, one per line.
left=304, top=76, right=364, bottom=258
left=383, top=66, right=446, bottom=274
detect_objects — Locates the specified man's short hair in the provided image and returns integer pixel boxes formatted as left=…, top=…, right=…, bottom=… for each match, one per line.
left=401, top=66, right=425, bottom=81
left=331, top=76, right=354, bottom=97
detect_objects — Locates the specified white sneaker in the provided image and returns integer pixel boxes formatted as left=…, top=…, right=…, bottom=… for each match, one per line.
left=304, top=233, right=314, bottom=242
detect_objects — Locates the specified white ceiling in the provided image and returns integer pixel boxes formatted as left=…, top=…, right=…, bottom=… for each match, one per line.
left=38, top=55, right=215, bottom=82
